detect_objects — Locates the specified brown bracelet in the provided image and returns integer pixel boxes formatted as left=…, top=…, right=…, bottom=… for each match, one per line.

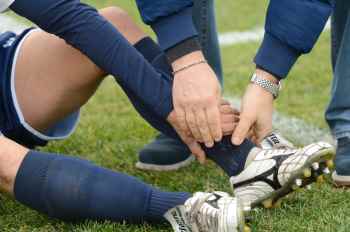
left=173, top=60, right=207, bottom=75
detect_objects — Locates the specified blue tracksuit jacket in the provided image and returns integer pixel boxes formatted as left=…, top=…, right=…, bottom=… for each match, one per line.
left=136, top=0, right=334, bottom=78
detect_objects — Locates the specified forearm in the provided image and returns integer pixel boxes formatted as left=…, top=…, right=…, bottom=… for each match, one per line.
left=255, top=0, right=334, bottom=79
left=136, top=0, right=197, bottom=50
left=10, top=0, right=173, bottom=118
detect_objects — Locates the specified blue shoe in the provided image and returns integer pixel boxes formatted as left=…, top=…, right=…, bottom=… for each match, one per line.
left=136, top=134, right=195, bottom=171
left=332, top=137, right=350, bottom=186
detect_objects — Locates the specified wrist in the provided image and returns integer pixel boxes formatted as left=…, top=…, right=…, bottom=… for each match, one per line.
left=250, top=72, right=281, bottom=99
left=255, top=68, right=280, bottom=84
left=166, top=36, right=201, bottom=64
left=171, top=51, right=206, bottom=72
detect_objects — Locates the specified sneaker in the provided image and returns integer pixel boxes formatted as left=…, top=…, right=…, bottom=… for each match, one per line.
left=165, top=191, right=249, bottom=232
left=230, top=142, right=335, bottom=210
left=332, top=137, right=350, bottom=186
left=136, top=134, right=195, bottom=171
left=260, top=132, right=294, bottom=149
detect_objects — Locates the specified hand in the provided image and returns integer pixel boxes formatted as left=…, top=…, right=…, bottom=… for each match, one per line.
left=167, top=111, right=207, bottom=164
left=172, top=51, right=222, bottom=148
left=232, top=70, right=277, bottom=145
left=220, top=99, right=240, bottom=135
left=167, top=100, right=240, bottom=164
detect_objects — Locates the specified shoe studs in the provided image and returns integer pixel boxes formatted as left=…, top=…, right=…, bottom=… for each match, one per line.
left=295, top=178, right=303, bottom=187
left=323, top=167, right=330, bottom=174
left=326, top=160, right=334, bottom=169
left=272, top=199, right=282, bottom=208
left=243, top=225, right=251, bottom=232
left=262, top=199, right=273, bottom=208
left=303, top=168, right=312, bottom=178
left=312, top=162, right=319, bottom=170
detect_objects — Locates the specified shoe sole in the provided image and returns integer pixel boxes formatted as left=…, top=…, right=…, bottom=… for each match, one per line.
left=253, top=146, right=335, bottom=209
left=135, top=155, right=195, bottom=171
left=332, top=171, right=350, bottom=187
left=222, top=197, right=250, bottom=232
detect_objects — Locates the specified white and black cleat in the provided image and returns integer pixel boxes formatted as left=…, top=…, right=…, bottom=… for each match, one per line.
left=260, top=132, right=295, bottom=150
left=165, top=192, right=250, bottom=232
left=230, top=142, right=335, bottom=210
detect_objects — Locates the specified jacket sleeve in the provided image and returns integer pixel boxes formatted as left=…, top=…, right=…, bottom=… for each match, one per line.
left=136, top=0, right=197, bottom=50
left=10, top=0, right=173, bottom=118
left=254, top=0, right=334, bottom=79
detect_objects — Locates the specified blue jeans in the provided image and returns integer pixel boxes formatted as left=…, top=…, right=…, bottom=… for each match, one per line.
left=192, top=0, right=223, bottom=84
left=326, top=1, right=350, bottom=139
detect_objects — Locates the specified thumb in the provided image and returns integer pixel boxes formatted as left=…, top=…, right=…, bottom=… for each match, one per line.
left=188, top=142, right=206, bottom=164
left=232, top=116, right=253, bottom=145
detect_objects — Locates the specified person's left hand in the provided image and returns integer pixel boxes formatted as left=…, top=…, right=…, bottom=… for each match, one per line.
left=232, top=69, right=278, bottom=145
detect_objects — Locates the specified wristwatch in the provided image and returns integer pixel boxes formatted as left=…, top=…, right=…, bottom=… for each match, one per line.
left=250, top=73, right=282, bottom=99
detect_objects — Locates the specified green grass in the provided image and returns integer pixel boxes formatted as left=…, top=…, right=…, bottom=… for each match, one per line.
left=2, top=1, right=349, bottom=232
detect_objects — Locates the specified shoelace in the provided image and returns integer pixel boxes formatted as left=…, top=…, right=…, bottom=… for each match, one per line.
left=186, top=194, right=219, bottom=232
left=196, top=202, right=219, bottom=231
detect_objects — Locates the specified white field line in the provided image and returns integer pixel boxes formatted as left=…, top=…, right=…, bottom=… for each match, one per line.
left=0, top=14, right=334, bottom=145
left=0, top=15, right=26, bottom=33
left=218, top=20, right=331, bottom=47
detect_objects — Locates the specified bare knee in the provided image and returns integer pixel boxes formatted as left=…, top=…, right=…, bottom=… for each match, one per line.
left=100, top=6, right=129, bottom=21
left=99, top=7, right=146, bottom=45
left=0, top=137, right=28, bottom=195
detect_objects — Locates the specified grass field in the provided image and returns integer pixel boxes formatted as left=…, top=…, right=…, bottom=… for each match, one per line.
left=2, top=1, right=350, bottom=232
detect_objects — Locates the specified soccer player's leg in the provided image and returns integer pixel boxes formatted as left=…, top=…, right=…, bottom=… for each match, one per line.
left=0, top=135, right=245, bottom=231
left=106, top=10, right=336, bottom=212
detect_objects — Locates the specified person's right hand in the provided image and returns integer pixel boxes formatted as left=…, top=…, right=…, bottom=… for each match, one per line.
left=167, top=99, right=240, bottom=164
left=172, top=51, right=222, bottom=148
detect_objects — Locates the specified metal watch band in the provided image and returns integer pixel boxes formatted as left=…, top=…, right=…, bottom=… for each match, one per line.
left=250, top=73, right=281, bottom=99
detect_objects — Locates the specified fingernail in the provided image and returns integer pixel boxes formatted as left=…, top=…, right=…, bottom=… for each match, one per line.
left=232, top=137, right=241, bottom=145
left=206, top=142, right=214, bottom=148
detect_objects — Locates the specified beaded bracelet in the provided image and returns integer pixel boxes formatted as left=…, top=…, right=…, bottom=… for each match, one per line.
left=173, top=60, right=207, bottom=75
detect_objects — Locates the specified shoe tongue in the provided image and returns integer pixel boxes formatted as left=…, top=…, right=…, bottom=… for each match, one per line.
left=261, top=132, right=294, bottom=149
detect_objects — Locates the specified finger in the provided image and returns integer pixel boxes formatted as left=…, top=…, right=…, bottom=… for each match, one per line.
left=256, top=130, right=272, bottom=144
left=175, top=107, right=190, bottom=135
left=188, top=142, right=206, bottom=164
left=232, top=116, right=253, bottom=145
left=186, top=110, right=202, bottom=141
left=222, top=122, right=237, bottom=135
left=220, top=105, right=235, bottom=114
left=247, top=129, right=254, bottom=140
left=221, top=114, right=236, bottom=124
left=195, top=109, right=215, bottom=147
left=206, top=105, right=222, bottom=142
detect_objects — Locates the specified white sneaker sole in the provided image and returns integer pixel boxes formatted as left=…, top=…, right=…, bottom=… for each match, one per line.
left=252, top=146, right=335, bottom=209
left=135, top=155, right=195, bottom=171
left=332, top=171, right=350, bottom=187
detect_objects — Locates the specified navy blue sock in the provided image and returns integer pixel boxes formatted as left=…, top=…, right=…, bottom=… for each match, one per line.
left=14, top=151, right=190, bottom=223
left=203, top=136, right=255, bottom=177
